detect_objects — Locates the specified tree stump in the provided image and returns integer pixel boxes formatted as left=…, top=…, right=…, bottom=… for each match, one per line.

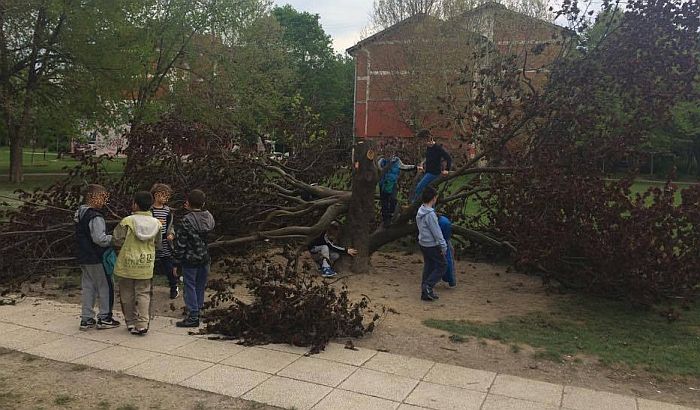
left=345, top=141, right=379, bottom=273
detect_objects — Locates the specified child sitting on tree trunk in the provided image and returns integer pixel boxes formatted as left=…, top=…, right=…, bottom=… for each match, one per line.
left=411, top=129, right=452, bottom=203
left=308, top=221, right=358, bottom=278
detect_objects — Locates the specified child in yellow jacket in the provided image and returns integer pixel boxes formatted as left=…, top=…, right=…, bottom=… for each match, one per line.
left=113, top=191, right=162, bottom=335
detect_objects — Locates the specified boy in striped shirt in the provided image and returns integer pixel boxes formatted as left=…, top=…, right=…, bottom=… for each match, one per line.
left=150, top=183, right=178, bottom=299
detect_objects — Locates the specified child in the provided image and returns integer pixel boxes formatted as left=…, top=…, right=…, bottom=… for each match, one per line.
left=150, top=183, right=178, bottom=299
left=416, top=186, right=447, bottom=301
left=377, top=153, right=416, bottom=227
left=113, top=191, right=162, bottom=335
left=74, top=184, right=120, bottom=330
left=438, top=215, right=456, bottom=288
left=411, top=129, right=452, bottom=203
left=307, top=221, right=358, bottom=278
left=173, top=189, right=215, bottom=328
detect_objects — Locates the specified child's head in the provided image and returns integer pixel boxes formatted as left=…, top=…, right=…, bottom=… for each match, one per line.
left=417, top=129, right=434, bottom=145
left=132, top=191, right=154, bottom=212
left=185, top=189, right=206, bottom=210
left=85, top=184, right=109, bottom=208
left=421, top=186, right=438, bottom=206
left=150, top=183, right=172, bottom=207
left=327, top=220, right=341, bottom=239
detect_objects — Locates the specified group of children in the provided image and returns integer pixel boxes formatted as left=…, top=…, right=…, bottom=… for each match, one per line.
left=76, top=184, right=215, bottom=334
left=309, top=129, right=457, bottom=300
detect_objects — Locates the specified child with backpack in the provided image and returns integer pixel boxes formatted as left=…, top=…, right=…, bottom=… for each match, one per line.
left=74, top=184, right=120, bottom=330
left=173, top=190, right=215, bottom=328
left=377, top=153, right=416, bottom=227
left=113, top=191, right=162, bottom=335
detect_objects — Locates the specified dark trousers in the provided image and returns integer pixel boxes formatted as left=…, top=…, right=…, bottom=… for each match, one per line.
left=105, top=272, right=115, bottom=316
left=154, top=258, right=178, bottom=289
left=420, top=245, right=446, bottom=293
left=183, top=264, right=209, bottom=316
left=380, top=189, right=398, bottom=226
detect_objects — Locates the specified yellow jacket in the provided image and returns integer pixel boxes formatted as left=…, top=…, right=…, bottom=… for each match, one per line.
left=113, top=211, right=162, bottom=280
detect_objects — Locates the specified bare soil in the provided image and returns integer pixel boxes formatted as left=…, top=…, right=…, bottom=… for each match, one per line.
left=22, top=251, right=700, bottom=408
left=0, top=348, right=276, bottom=410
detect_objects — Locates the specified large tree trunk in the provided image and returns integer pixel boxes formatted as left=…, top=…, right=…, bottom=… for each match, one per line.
left=345, top=141, right=379, bottom=273
left=9, top=130, right=22, bottom=182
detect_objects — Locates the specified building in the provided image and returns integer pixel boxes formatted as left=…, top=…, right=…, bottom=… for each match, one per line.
left=347, top=2, right=568, bottom=144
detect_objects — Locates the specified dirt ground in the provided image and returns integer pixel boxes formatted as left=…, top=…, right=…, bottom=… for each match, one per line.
left=21, top=251, right=700, bottom=408
left=0, top=348, right=276, bottom=410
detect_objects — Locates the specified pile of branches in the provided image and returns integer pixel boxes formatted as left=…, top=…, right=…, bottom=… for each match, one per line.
left=204, top=251, right=381, bottom=353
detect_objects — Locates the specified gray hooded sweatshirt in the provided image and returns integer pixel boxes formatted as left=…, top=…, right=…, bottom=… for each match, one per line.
left=416, top=204, right=447, bottom=253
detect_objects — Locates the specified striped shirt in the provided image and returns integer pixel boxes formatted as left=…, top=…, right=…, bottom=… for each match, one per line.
left=151, top=206, right=173, bottom=258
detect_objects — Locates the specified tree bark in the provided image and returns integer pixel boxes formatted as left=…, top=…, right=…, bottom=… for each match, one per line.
left=345, top=141, right=379, bottom=273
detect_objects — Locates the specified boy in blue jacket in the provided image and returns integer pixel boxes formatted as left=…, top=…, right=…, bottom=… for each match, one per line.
left=416, top=186, right=447, bottom=301
left=377, top=154, right=415, bottom=227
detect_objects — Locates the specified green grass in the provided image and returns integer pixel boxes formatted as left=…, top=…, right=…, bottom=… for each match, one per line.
left=424, top=297, right=700, bottom=376
left=0, top=147, right=125, bottom=175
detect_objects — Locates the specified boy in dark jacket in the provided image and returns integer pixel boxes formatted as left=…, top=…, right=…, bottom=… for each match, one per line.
left=411, top=129, right=452, bottom=203
left=173, top=189, right=215, bottom=328
left=308, top=221, right=358, bottom=278
left=74, top=184, right=120, bottom=330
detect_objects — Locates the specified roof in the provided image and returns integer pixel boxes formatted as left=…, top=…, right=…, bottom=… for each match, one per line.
left=346, top=13, right=439, bottom=55
left=455, top=1, right=571, bottom=35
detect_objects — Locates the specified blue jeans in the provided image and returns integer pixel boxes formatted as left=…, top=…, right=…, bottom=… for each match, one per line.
left=412, top=173, right=440, bottom=202
left=420, top=246, right=446, bottom=294
left=183, top=264, right=209, bottom=316
left=442, top=244, right=456, bottom=286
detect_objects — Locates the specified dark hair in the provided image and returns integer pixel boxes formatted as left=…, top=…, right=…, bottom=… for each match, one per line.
left=84, top=184, right=107, bottom=200
left=416, top=129, right=432, bottom=139
left=133, top=191, right=153, bottom=211
left=421, top=186, right=438, bottom=204
left=328, top=220, right=340, bottom=233
left=187, top=189, right=206, bottom=209
left=150, top=183, right=172, bottom=195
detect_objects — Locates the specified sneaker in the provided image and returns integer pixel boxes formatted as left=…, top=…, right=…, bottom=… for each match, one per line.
left=176, top=316, right=200, bottom=328
left=127, top=324, right=135, bottom=333
left=130, top=327, right=148, bottom=336
left=169, top=286, right=180, bottom=299
left=421, top=286, right=439, bottom=301
left=97, top=317, right=121, bottom=329
left=448, top=283, right=457, bottom=289
left=321, top=267, right=337, bottom=278
left=79, top=318, right=96, bottom=331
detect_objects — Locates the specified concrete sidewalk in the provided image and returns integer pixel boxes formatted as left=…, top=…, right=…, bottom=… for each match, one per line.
left=0, top=298, right=695, bottom=410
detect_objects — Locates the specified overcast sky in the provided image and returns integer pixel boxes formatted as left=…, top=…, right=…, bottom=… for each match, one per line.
left=273, top=0, right=375, bottom=54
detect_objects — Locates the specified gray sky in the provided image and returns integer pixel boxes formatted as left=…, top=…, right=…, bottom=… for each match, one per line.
left=273, top=0, right=374, bottom=54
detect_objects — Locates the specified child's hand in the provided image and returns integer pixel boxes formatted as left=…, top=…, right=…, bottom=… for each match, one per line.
left=167, top=233, right=175, bottom=241
left=347, top=248, right=358, bottom=257
left=417, top=166, right=424, bottom=172
left=441, top=170, right=449, bottom=176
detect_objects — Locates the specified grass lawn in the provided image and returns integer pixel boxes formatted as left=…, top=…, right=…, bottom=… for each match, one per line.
left=425, top=297, right=700, bottom=377
left=0, top=147, right=125, bottom=174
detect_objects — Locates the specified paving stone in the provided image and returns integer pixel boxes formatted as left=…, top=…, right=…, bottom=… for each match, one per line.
left=423, top=363, right=495, bottom=392
left=338, top=368, right=419, bottom=402
left=119, top=330, right=196, bottom=353
left=490, top=374, right=563, bottom=406
left=362, top=352, right=434, bottom=379
left=0, top=327, right=64, bottom=351
left=21, top=312, right=83, bottom=335
left=221, top=346, right=300, bottom=374
left=72, top=345, right=162, bottom=372
left=0, top=321, right=22, bottom=334
left=483, top=394, right=559, bottom=410
left=637, top=398, right=698, bottom=410
left=258, top=343, right=310, bottom=355
left=313, top=389, right=399, bottom=410
left=148, top=316, right=203, bottom=336
left=170, top=338, right=246, bottom=363
left=125, top=354, right=213, bottom=384
left=24, top=336, right=110, bottom=362
left=398, top=405, right=431, bottom=410
left=314, top=342, right=377, bottom=366
left=73, top=328, right=134, bottom=345
left=278, top=356, right=357, bottom=387
left=404, top=381, right=486, bottom=410
left=180, top=364, right=270, bottom=397
left=562, top=386, right=636, bottom=410
left=243, top=376, right=332, bottom=410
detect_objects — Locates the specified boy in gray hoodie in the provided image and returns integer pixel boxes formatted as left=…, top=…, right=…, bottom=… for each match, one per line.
left=173, top=189, right=215, bottom=328
left=416, top=186, right=447, bottom=301
left=74, top=184, right=120, bottom=330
